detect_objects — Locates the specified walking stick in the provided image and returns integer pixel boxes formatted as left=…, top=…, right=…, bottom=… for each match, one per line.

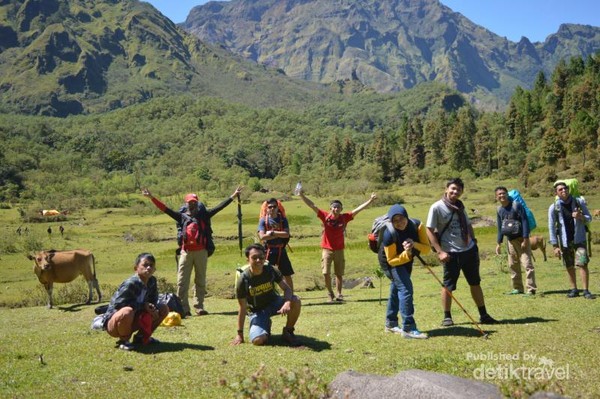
left=414, top=254, right=489, bottom=339
left=237, top=193, right=243, bottom=257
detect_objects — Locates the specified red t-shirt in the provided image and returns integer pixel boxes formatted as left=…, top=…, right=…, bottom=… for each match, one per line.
left=317, top=209, right=354, bottom=250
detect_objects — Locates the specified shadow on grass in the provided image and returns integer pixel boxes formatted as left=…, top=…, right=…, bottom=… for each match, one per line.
left=266, top=335, right=332, bottom=352
left=57, top=302, right=98, bottom=312
left=500, top=316, right=558, bottom=324
left=134, top=341, right=215, bottom=354
left=427, top=325, right=495, bottom=338
left=209, top=310, right=239, bottom=316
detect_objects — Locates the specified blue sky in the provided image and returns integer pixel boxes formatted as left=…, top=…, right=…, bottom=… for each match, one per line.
left=144, top=0, right=599, bottom=43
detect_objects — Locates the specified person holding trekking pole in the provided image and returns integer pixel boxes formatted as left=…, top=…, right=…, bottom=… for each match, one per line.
left=380, top=204, right=430, bottom=339
left=426, top=178, right=498, bottom=327
left=548, top=181, right=594, bottom=299
left=299, top=189, right=377, bottom=302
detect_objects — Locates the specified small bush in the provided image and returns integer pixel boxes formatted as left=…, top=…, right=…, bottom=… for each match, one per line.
left=220, top=364, right=329, bottom=399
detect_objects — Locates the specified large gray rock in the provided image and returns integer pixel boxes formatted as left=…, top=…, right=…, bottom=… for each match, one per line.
left=329, top=369, right=502, bottom=399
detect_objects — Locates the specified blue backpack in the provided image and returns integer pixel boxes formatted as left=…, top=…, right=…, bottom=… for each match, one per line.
left=508, top=189, right=536, bottom=231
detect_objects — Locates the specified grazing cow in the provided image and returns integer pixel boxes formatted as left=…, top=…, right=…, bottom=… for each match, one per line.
left=593, top=209, right=600, bottom=220
left=27, top=249, right=101, bottom=309
left=529, top=235, right=547, bottom=262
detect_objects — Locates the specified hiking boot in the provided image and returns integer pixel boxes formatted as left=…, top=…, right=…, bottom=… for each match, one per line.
left=117, top=340, right=134, bottom=351
left=583, top=290, right=595, bottom=299
left=401, top=329, right=429, bottom=339
left=384, top=326, right=403, bottom=334
left=567, top=289, right=580, bottom=298
left=196, top=309, right=209, bottom=316
left=282, top=327, right=301, bottom=346
left=506, top=289, right=523, bottom=295
left=441, top=317, right=454, bottom=327
left=480, top=314, right=499, bottom=324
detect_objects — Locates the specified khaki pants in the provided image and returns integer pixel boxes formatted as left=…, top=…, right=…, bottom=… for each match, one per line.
left=177, top=249, right=208, bottom=313
left=507, top=237, right=537, bottom=293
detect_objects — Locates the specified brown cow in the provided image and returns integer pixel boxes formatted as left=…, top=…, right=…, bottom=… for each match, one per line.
left=27, top=249, right=101, bottom=308
left=529, top=235, right=547, bottom=262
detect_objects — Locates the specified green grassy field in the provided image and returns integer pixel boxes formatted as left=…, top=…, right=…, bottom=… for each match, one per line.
left=1, top=179, right=599, bottom=398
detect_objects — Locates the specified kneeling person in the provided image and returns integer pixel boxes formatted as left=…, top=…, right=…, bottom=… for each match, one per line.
left=232, top=244, right=301, bottom=346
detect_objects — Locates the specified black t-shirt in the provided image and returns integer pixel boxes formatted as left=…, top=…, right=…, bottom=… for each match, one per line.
left=235, top=264, right=282, bottom=312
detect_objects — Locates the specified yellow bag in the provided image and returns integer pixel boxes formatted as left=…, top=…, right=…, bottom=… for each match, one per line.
left=160, top=311, right=182, bottom=327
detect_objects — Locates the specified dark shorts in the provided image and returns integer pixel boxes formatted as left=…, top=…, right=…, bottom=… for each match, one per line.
left=561, top=243, right=588, bottom=268
left=443, top=245, right=481, bottom=291
left=266, top=246, right=294, bottom=276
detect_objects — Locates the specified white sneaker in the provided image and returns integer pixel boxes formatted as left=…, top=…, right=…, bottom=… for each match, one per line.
left=401, top=329, right=429, bottom=339
left=384, top=326, right=403, bottom=334
left=118, top=340, right=134, bottom=351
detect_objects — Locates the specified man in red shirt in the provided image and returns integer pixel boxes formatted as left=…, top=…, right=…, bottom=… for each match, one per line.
left=299, top=190, right=376, bottom=302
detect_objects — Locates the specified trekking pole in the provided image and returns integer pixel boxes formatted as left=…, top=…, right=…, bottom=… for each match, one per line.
left=414, top=254, right=489, bottom=339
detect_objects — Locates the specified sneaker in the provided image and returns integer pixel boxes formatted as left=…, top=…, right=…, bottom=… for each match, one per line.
left=282, top=327, right=301, bottom=347
left=133, top=333, right=160, bottom=345
left=567, top=289, right=580, bottom=298
left=196, top=309, right=209, bottom=316
left=480, top=314, right=499, bottom=324
left=117, top=340, right=134, bottom=351
left=524, top=291, right=536, bottom=297
left=384, top=326, right=403, bottom=334
left=335, top=295, right=345, bottom=302
left=327, top=292, right=335, bottom=303
left=506, top=289, right=523, bottom=295
left=583, top=290, right=595, bottom=299
left=441, top=317, right=454, bottom=327
left=401, top=329, right=429, bottom=339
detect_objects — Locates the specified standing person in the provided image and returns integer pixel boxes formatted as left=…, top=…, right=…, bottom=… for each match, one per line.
left=232, top=244, right=301, bottom=346
left=102, top=253, right=169, bottom=351
left=495, top=186, right=537, bottom=295
left=380, top=204, right=430, bottom=339
left=548, top=181, right=593, bottom=299
left=299, top=190, right=377, bottom=302
left=142, top=186, right=242, bottom=316
left=258, top=198, right=294, bottom=291
left=426, top=178, right=498, bottom=326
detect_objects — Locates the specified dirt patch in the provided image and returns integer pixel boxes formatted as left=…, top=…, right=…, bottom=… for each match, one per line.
left=471, top=216, right=495, bottom=228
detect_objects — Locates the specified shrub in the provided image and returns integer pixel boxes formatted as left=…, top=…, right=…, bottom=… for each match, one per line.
left=220, top=364, right=329, bottom=399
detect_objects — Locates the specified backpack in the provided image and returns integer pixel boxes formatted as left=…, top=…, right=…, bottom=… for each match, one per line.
left=368, top=214, right=395, bottom=253
left=370, top=216, right=420, bottom=274
left=507, top=189, right=536, bottom=231
left=158, top=292, right=186, bottom=318
left=552, top=179, right=592, bottom=255
left=176, top=204, right=215, bottom=257
left=259, top=200, right=290, bottom=247
left=555, top=178, right=581, bottom=199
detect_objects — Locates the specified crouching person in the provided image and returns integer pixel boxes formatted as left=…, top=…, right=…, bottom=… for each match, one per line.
left=103, top=253, right=169, bottom=350
left=232, top=244, right=301, bottom=346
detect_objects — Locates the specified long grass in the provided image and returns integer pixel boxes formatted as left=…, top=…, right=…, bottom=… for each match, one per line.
left=1, top=178, right=599, bottom=398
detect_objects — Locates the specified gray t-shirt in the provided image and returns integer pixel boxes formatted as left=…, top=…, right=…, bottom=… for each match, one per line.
left=426, top=199, right=475, bottom=253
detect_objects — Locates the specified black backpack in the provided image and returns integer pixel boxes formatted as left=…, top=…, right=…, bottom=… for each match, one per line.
left=158, top=292, right=186, bottom=318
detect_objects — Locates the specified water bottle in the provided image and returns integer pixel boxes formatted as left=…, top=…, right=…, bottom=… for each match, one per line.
left=294, top=181, right=302, bottom=195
